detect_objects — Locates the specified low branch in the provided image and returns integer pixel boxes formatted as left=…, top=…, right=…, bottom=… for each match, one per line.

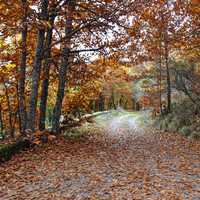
left=70, top=46, right=105, bottom=54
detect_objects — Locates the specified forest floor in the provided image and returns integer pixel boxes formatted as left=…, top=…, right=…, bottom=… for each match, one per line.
left=0, top=110, right=200, bottom=200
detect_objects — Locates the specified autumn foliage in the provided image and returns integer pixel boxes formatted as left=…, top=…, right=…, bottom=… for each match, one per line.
left=0, top=0, right=199, bottom=138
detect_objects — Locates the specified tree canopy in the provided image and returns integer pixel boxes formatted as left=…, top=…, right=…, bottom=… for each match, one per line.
left=0, top=0, right=199, bottom=136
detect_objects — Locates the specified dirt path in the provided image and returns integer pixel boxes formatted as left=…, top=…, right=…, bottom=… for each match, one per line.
left=0, top=111, right=200, bottom=200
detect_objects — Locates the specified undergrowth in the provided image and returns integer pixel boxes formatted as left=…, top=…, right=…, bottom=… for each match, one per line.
left=154, top=99, right=200, bottom=139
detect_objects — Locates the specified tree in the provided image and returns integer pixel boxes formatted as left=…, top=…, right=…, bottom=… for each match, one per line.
left=127, top=0, right=192, bottom=113
left=51, top=0, right=75, bottom=133
left=18, top=0, right=28, bottom=133
left=27, top=0, right=49, bottom=131
left=39, top=6, right=56, bottom=131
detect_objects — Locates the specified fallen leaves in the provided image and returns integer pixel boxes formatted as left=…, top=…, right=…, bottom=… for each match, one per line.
left=0, top=114, right=200, bottom=199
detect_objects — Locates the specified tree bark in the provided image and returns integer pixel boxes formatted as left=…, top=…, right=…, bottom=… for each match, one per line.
left=3, top=82, right=14, bottom=137
left=51, top=48, right=70, bottom=133
left=158, top=40, right=162, bottom=114
left=51, top=0, right=75, bottom=133
left=164, top=31, right=171, bottom=113
left=39, top=12, right=56, bottom=131
left=27, top=0, right=49, bottom=131
left=98, top=94, right=104, bottom=111
left=0, top=104, right=4, bottom=134
left=18, top=0, right=28, bottom=134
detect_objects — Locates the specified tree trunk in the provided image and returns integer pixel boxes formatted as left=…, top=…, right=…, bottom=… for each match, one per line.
left=4, top=82, right=14, bottom=137
left=0, top=104, right=4, bottom=134
left=18, top=0, right=28, bottom=134
left=164, top=32, right=171, bottom=113
left=51, top=0, right=75, bottom=133
left=94, top=99, right=99, bottom=112
left=51, top=48, right=70, bottom=133
left=27, top=0, right=49, bottom=131
left=99, top=95, right=104, bottom=111
left=162, top=1, right=171, bottom=114
left=111, top=91, right=116, bottom=110
left=166, top=60, right=171, bottom=113
left=158, top=45, right=162, bottom=114
left=39, top=13, right=55, bottom=131
left=16, top=83, right=22, bottom=132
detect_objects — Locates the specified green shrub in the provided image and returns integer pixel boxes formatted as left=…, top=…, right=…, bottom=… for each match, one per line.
left=64, top=127, right=89, bottom=140
left=168, top=120, right=180, bottom=132
left=153, top=98, right=200, bottom=139
left=160, top=119, right=169, bottom=131
left=0, top=133, right=4, bottom=140
left=0, top=139, right=30, bottom=163
left=196, top=126, right=200, bottom=132
left=165, top=113, right=174, bottom=123
left=190, top=131, right=200, bottom=139
left=154, top=118, right=162, bottom=129
left=179, top=126, right=191, bottom=137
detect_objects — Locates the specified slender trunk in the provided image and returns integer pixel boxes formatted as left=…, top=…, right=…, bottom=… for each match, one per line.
left=132, top=99, right=135, bottom=110
left=16, top=83, right=22, bottom=132
left=180, top=75, right=197, bottom=105
left=159, top=62, right=162, bottom=113
left=0, top=104, right=4, bottom=134
left=39, top=13, right=55, bottom=131
left=18, top=0, right=28, bottom=133
left=124, top=100, right=128, bottom=109
left=99, top=95, right=104, bottom=111
left=94, top=99, right=99, bottom=112
left=17, top=106, right=22, bottom=132
left=4, top=82, right=14, bottom=137
left=159, top=45, right=162, bottom=114
left=51, top=0, right=75, bottom=133
left=27, top=0, right=49, bottom=131
left=52, top=48, right=70, bottom=133
left=111, top=92, right=116, bottom=110
left=164, top=31, right=171, bottom=113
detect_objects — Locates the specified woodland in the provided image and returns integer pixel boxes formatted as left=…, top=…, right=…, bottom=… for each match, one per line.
left=0, top=0, right=200, bottom=199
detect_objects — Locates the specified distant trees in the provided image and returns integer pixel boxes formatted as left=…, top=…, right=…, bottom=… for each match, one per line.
left=127, top=0, right=199, bottom=114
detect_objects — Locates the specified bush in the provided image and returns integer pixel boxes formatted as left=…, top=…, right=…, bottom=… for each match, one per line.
left=0, top=133, right=5, bottom=140
left=196, top=126, right=200, bottom=132
left=179, top=126, right=191, bottom=137
left=153, top=98, right=200, bottom=139
left=165, top=113, right=174, bottom=123
left=168, top=120, right=180, bottom=132
left=154, top=119, right=162, bottom=129
left=190, top=131, right=200, bottom=139
left=0, top=139, right=30, bottom=163
left=161, top=119, right=169, bottom=131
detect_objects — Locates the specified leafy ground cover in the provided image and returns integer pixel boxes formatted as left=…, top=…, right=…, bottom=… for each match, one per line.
left=0, top=111, right=200, bottom=199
